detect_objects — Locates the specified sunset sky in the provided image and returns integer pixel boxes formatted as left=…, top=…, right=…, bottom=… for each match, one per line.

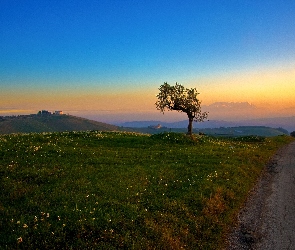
left=1, top=1, right=295, bottom=123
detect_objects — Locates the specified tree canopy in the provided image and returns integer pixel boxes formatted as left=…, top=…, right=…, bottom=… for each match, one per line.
left=155, top=82, right=208, bottom=135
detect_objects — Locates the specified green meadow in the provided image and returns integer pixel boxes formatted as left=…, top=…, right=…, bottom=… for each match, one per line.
left=0, top=131, right=293, bottom=249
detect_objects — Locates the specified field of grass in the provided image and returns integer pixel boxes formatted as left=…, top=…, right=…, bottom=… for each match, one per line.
left=0, top=131, right=293, bottom=249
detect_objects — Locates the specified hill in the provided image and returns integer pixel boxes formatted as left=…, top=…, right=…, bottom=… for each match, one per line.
left=1, top=114, right=292, bottom=137
left=117, top=119, right=236, bottom=129
left=122, top=125, right=288, bottom=137
left=199, top=126, right=289, bottom=137
left=117, top=116, right=295, bottom=133
left=0, top=114, right=118, bottom=134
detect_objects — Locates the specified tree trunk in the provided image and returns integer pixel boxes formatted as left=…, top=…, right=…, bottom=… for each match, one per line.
left=187, top=117, right=193, bottom=135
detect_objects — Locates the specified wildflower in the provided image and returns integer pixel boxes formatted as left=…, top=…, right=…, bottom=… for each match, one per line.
left=17, top=237, right=23, bottom=243
left=23, top=224, right=28, bottom=228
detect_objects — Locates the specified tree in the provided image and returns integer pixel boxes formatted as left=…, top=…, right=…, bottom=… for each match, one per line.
left=155, top=82, right=208, bottom=135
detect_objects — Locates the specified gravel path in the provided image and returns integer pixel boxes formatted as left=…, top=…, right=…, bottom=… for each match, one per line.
left=226, top=141, right=295, bottom=250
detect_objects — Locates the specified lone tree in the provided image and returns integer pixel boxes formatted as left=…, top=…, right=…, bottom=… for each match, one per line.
left=155, top=82, right=208, bottom=135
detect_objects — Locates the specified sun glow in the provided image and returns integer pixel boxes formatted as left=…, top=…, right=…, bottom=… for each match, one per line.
left=198, top=65, right=295, bottom=110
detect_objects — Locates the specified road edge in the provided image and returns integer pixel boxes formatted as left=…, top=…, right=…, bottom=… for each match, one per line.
left=225, top=144, right=287, bottom=249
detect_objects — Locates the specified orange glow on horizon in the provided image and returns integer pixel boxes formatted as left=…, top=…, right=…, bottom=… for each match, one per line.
left=197, top=65, right=295, bottom=110
left=1, top=65, right=294, bottom=120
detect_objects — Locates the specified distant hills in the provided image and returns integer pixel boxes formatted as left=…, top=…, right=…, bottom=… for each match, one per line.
left=1, top=113, right=294, bottom=137
left=117, top=116, right=295, bottom=133
left=0, top=114, right=118, bottom=134
left=117, top=120, right=234, bottom=129
left=205, top=101, right=257, bottom=110
left=116, top=125, right=288, bottom=137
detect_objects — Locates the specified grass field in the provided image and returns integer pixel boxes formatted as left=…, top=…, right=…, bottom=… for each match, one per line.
left=0, top=131, right=293, bottom=249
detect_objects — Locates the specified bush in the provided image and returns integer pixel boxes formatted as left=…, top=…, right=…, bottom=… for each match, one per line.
left=290, top=131, right=295, bottom=137
left=231, top=135, right=266, bottom=142
left=150, top=132, right=196, bottom=144
left=276, top=127, right=289, bottom=135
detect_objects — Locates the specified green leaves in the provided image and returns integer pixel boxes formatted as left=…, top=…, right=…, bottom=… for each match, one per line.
left=155, top=82, right=208, bottom=134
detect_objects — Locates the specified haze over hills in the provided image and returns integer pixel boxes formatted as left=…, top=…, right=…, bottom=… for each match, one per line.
left=116, top=102, right=295, bottom=132
left=1, top=102, right=294, bottom=135
left=0, top=113, right=292, bottom=137
left=202, top=102, right=269, bottom=120
left=205, top=101, right=257, bottom=110
left=117, top=117, right=295, bottom=133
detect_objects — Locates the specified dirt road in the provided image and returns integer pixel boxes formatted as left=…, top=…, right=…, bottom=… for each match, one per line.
left=227, top=141, right=295, bottom=250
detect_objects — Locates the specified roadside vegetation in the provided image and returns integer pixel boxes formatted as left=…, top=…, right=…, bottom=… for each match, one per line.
left=0, top=131, right=293, bottom=249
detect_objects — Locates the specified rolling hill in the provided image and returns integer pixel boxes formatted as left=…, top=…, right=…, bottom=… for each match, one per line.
left=122, top=125, right=289, bottom=137
left=0, top=113, right=292, bottom=137
left=117, top=116, right=295, bottom=133
left=0, top=114, right=118, bottom=134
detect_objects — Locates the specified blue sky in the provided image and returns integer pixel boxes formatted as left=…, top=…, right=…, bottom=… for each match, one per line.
left=1, top=0, right=295, bottom=122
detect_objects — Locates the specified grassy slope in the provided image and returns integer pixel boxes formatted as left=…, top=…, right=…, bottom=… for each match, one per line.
left=0, top=132, right=293, bottom=249
left=200, top=126, right=287, bottom=137
left=0, top=115, right=118, bottom=134
left=1, top=114, right=288, bottom=137
left=128, top=126, right=288, bottom=136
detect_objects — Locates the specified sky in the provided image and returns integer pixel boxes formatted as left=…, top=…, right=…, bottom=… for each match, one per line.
left=1, top=0, right=295, bottom=123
